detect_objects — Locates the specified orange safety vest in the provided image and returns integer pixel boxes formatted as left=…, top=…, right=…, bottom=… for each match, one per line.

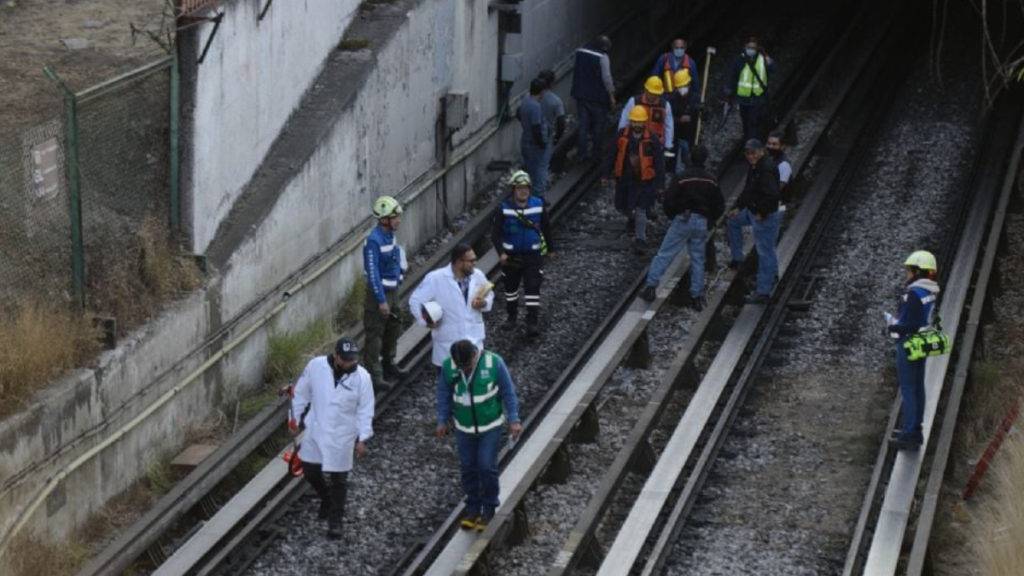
left=614, top=128, right=657, bottom=182
left=635, top=94, right=667, bottom=141
left=662, top=53, right=695, bottom=91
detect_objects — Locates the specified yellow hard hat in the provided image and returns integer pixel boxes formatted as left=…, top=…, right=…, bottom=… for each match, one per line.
left=372, top=195, right=402, bottom=219
left=672, top=69, right=692, bottom=88
left=904, top=250, right=937, bottom=271
left=643, top=76, right=665, bottom=95
left=628, top=105, right=649, bottom=123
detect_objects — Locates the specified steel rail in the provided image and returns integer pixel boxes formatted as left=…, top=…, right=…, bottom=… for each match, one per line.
left=112, top=5, right=711, bottom=571
left=592, top=3, right=919, bottom=572
left=842, top=94, right=1024, bottom=576
left=151, top=152, right=594, bottom=575
left=546, top=3, right=887, bottom=572
left=417, top=2, right=878, bottom=574
left=904, top=95, right=1024, bottom=576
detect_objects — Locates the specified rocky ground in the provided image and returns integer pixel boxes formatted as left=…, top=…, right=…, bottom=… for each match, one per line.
left=660, top=24, right=983, bottom=576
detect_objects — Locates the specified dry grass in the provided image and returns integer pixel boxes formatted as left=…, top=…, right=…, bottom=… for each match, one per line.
left=88, top=216, right=201, bottom=333
left=0, top=302, right=100, bottom=418
left=5, top=531, right=89, bottom=576
left=972, top=432, right=1024, bottom=575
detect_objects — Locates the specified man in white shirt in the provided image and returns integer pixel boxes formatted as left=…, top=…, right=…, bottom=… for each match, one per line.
left=289, top=338, right=375, bottom=539
left=409, top=243, right=494, bottom=368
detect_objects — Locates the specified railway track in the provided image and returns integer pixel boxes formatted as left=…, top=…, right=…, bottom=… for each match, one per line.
left=403, top=1, right=888, bottom=574
left=591, top=11, right=1023, bottom=576
left=845, top=91, right=1024, bottom=576
left=78, top=2, right=730, bottom=575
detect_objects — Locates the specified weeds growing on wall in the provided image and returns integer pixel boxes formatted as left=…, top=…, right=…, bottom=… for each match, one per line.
left=0, top=303, right=100, bottom=419
left=972, top=429, right=1024, bottom=575
left=263, top=320, right=332, bottom=385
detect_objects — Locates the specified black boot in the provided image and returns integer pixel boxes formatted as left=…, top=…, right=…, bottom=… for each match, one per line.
left=325, top=471, right=348, bottom=540
left=382, top=361, right=406, bottom=383
left=505, top=302, right=519, bottom=330
left=301, top=462, right=330, bottom=520
left=525, top=309, right=541, bottom=337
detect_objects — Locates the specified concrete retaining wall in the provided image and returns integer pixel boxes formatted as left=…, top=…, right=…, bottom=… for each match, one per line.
left=188, top=0, right=362, bottom=253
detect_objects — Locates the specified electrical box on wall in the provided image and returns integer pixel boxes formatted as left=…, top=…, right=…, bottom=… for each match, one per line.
left=444, top=92, right=470, bottom=132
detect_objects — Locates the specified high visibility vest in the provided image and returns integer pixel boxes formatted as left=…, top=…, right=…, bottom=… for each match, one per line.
left=737, top=55, right=768, bottom=97
left=614, top=128, right=657, bottom=182
left=635, top=94, right=667, bottom=141
left=444, top=351, right=505, bottom=434
left=501, top=197, right=545, bottom=254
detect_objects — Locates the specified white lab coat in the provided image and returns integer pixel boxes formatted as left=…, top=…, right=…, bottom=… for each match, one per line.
left=408, top=264, right=494, bottom=366
left=291, top=357, right=375, bottom=473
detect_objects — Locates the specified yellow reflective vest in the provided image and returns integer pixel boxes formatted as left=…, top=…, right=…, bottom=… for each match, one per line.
left=737, top=55, right=768, bottom=98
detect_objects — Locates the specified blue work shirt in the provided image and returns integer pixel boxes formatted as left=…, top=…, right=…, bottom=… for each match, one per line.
left=518, top=97, right=548, bottom=150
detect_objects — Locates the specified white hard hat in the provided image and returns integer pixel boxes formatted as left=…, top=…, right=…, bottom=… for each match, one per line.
left=422, top=301, right=443, bottom=324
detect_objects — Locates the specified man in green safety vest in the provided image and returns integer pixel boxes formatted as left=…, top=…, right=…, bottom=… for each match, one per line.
left=724, top=36, right=775, bottom=141
left=435, top=340, right=523, bottom=531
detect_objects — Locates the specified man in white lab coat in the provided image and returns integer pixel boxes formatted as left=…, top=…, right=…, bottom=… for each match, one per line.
left=289, top=337, right=375, bottom=539
left=409, top=243, right=495, bottom=368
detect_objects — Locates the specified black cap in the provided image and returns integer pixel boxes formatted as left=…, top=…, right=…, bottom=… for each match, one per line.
left=335, top=337, right=360, bottom=360
left=744, top=138, right=764, bottom=151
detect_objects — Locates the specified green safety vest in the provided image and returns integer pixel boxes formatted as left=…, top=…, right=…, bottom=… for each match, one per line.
left=737, top=55, right=767, bottom=97
left=444, top=351, right=505, bottom=434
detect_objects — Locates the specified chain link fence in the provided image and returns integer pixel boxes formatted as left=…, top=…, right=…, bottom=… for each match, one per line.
left=0, top=117, right=74, bottom=312
left=0, top=56, right=182, bottom=323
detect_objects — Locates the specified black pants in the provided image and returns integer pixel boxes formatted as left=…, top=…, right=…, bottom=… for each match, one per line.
left=502, top=253, right=544, bottom=323
left=302, top=462, right=348, bottom=533
left=739, top=100, right=769, bottom=142
left=363, top=288, right=401, bottom=385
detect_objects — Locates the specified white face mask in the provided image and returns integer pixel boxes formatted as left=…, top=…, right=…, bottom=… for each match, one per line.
left=745, top=47, right=757, bottom=58
left=678, top=87, right=690, bottom=96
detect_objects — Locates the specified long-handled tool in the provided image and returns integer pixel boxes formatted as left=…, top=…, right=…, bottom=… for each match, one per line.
left=694, top=46, right=716, bottom=146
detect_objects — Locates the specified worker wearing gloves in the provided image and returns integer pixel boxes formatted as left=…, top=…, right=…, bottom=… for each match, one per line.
left=289, top=338, right=374, bottom=539
left=606, top=105, right=665, bottom=252
left=885, top=251, right=942, bottom=451
left=618, top=77, right=673, bottom=157
left=436, top=340, right=522, bottom=531
left=727, top=138, right=781, bottom=304
left=491, top=170, right=554, bottom=337
left=409, top=243, right=495, bottom=368
left=362, top=195, right=407, bottom=389
left=640, top=145, right=723, bottom=310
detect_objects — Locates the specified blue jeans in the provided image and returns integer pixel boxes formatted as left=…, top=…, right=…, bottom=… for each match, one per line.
left=522, top=144, right=548, bottom=197
left=673, top=139, right=691, bottom=176
left=727, top=209, right=780, bottom=296
left=576, top=100, right=609, bottom=162
left=455, top=428, right=502, bottom=515
left=895, top=347, right=926, bottom=442
left=646, top=213, right=707, bottom=297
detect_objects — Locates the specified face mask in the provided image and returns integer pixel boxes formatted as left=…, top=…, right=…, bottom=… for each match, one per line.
left=745, top=47, right=757, bottom=58
left=631, top=127, right=644, bottom=136
left=673, top=48, right=685, bottom=58
left=332, top=357, right=357, bottom=379
left=678, top=87, right=690, bottom=96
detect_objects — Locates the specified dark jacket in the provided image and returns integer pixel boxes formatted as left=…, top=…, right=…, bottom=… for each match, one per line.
left=571, top=42, right=613, bottom=106
left=663, top=166, right=724, bottom=223
left=666, top=90, right=700, bottom=145
left=736, top=155, right=780, bottom=217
